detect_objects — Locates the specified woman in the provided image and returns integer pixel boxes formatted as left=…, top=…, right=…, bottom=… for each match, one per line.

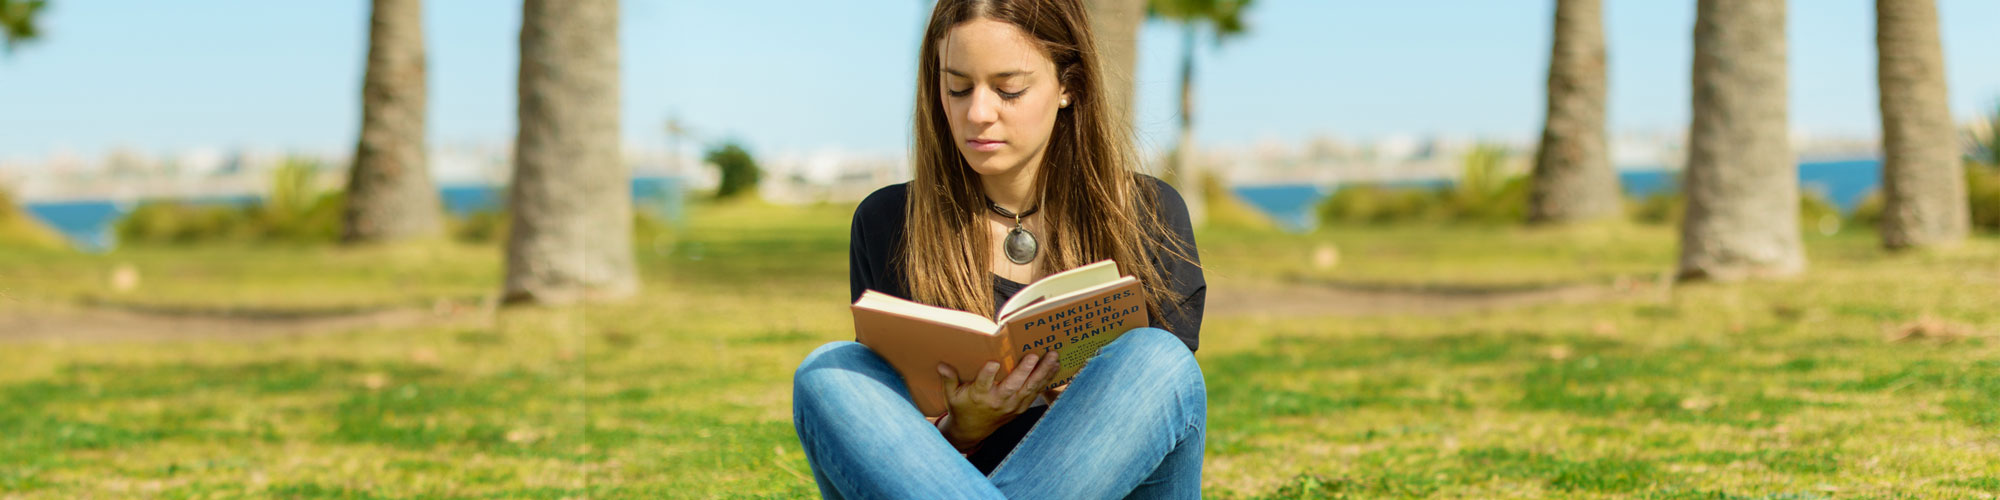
left=792, top=0, right=1207, bottom=497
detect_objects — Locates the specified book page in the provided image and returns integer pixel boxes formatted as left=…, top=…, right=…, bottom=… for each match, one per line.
left=997, top=260, right=1123, bottom=319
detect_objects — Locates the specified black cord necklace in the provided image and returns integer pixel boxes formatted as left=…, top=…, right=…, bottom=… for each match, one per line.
left=987, top=200, right=1040, bottom=265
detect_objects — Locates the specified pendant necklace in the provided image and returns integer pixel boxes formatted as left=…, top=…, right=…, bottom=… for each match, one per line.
left=987, top=200, right=1040, bottom=265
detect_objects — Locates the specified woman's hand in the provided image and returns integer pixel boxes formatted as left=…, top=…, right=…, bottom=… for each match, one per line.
left=1042, top=383, right=1069, bottom=403
left=934, top=351, right=1061, bottom=453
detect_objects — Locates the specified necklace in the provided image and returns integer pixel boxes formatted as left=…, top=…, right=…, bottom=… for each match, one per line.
left=987, top=200, right=1040, bottom=265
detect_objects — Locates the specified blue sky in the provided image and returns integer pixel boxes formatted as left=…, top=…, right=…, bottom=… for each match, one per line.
left=2, top=0, right=1997, bottom=165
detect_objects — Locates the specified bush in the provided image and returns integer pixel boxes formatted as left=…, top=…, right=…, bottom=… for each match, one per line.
left=1970, top=162, right=2000, bottom=232
left=1316, top=184, right=1436, bottom=225
left=113, top=157, right=344, bottom=245
left=706, top=141, right=761, bottom=200
left=447, top=210, right=674, bottom=250
left=1626, top=188, right=1845, bottom=235
left=1800, top=189, right=1843, bottom=235
left=0, top=188, right=68, bottom=249
left=1848, top=190, right=1883, bottom=230
left=1197, top=170, right=1279, bottom=230
left=114, top=192, right=344, bottom=246
left=451, top=210, right=508, bottom=244
left=115, top=201, right=252, bottom=244
left=1627, top=191, right=1683, bottom=226
left=1314, top=144, right=1528, bottom=226
left=1847, top=162, right=2000, bottom=234
left=1968, top=102, right=1999, bottom=166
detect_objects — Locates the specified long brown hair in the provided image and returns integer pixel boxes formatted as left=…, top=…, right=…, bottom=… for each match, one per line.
left=903, top=0, right=1192, bottom=330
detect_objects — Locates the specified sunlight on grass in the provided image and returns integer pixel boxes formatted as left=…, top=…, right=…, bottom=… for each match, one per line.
left=1, top=200, right=1996, bottom=497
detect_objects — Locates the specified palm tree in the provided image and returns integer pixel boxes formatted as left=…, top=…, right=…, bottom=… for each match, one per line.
left=1149, top=0, right=1253, bottom=227
left=0, top=0, right=51, bottom=247
left=1678, top=0, right=1803, bottom=281
left=504, top=0, right=636, bottom=304
left=0, top=0, right=44, bottom=55
left=1085, top=0, right=1145, bottom=132
left=1527, top=0, right=1620, bottom=224
left=1875, top=0, right=1969, bottom=250
left=343, top=0, right=444, bottom=244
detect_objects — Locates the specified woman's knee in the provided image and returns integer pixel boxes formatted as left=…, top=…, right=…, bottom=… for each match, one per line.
left=796, top=341, right=869, bottom=383
left=1101, top=328, right=1201, bottom=379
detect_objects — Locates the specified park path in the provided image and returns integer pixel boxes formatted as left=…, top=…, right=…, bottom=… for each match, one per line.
left=1205, top=275, right=1649, bottom=318
left=0, top=277, right=1645, bottom=342
left=0, top=300, right=456, bottom=342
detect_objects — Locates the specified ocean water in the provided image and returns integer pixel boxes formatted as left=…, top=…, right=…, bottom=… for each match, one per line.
left=23, top=176, right=685, bottom=251
left=1234, top=158, right=1886, bottom=232
left=16, top=161, right=1889, bottom=247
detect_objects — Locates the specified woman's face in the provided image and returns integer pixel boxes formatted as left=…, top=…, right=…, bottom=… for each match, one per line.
left=939, top=18, right=1069, bottom=178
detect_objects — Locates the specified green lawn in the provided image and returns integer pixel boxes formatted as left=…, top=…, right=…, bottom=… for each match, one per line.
left=2, top=202, right=1997, bottom=498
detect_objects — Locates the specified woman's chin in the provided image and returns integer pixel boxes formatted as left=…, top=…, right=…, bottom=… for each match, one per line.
left=961, top=155, right=1019, bottom=177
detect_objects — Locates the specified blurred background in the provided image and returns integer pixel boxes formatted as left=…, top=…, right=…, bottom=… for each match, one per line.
left=2, top=0, right=1998, bottom=497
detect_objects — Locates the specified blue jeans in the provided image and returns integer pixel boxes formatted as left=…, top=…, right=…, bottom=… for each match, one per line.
left=792, top=327, right=1207, bottom=499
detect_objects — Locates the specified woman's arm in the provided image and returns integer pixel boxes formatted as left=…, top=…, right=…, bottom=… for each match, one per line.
left=1150, top=176, right=1206, bottom=352
left=849, top=205, right=877, bottom=304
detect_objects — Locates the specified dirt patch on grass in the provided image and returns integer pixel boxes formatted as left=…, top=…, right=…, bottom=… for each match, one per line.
left=1209, top=275, right=1660, bottom=317
left=0, top=274, right=1654, bottom=342
left=0, top=298, right=485, bottom=342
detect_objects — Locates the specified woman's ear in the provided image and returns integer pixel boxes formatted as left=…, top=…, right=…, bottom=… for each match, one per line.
left=1058, top=89, right=1072, bottom=109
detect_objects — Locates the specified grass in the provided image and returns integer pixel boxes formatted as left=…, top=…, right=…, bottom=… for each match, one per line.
left=1, top=200, right=1997, bottom=498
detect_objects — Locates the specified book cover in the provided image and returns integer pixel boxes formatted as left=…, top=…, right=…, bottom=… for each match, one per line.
left=850, top=260, right=1150, bottom=417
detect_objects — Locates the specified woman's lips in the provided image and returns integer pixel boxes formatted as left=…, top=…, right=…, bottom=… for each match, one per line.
left=967, top=139, right=1004, bottom=152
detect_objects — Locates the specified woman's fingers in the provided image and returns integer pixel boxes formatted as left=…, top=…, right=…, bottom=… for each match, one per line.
left=997, top=354, right=1039, bottom=396
left=1012, top=352, right=1061, bottom=411
left=1027, top=351, right=1060, bottom=389
left=936, top=363, right=962, bottom=401
left=945, top=354, right=1066, bottom=416
left=973, top=361, right=1001, bottom=396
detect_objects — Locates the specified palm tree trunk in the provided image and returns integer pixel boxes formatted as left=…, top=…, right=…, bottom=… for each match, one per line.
left=1174, top=24, right=1206, bottom=227
left=1528, top=0, right=1620, bottom=224
left=504, top=0, right=636, bottom=304
left=1876, top=0, right=1969, bottom=250
left=344, top=0, right=443, bottom=243
left=1678, top=0, right=1803, bottom=281
left=1084, top=0, right=1144, bottom=132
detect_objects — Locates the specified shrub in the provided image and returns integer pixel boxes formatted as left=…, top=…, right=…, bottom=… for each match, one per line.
left=451, top=210, right=509, bottom=244
left=705, top=141, right=761, bottom=200
left=1848, top=162, right=2000, bottom=234
left=1314, top=144, right=1527, bottom=226
left=113, top=157, right=343, bottom=245
left=1628, top=191, right=1683, bottom=226
left=0, top=188, right=68, bottom=249
left=1848, top=190, right=1883, bottom=230
left=1625, top=188, right=1845, bottom=235
left=1970, top=162, right=2000, bottom=232
left=1800, top=189, right=1843, bottom=235
left=447, top=210, right=673, bottom=250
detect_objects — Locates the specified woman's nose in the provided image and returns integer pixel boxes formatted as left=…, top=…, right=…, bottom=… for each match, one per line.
left=964, top=88, right=999, bottom=124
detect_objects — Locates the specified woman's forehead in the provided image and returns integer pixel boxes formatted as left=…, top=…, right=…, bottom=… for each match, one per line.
left=940, top=18, right=1052, bottom=79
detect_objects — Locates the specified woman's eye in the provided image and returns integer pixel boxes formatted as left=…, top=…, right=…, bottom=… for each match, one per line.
left=947, top=87, right=972, bottom=97
left=997, top=89, right=1024, bottom=100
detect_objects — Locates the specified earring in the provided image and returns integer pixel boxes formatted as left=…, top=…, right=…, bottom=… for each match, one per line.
left=1060, top=97, right=1070, bottom=108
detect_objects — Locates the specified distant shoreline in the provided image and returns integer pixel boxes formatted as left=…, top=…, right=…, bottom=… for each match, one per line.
left=1233, top=157, right=1888, bottom=232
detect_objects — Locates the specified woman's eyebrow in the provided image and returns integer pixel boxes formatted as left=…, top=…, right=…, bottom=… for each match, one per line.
left=942, top=68, right=1034, bottom=79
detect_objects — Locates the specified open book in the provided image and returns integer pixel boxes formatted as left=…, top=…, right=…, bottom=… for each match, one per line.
left=851, top=260, right=1149, bottom=417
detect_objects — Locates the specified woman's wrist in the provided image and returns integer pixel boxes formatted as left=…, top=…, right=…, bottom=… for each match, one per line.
left=937, top=413, right=988, bottom=454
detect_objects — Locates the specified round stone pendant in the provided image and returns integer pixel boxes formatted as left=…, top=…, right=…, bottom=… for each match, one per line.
left=1003, top=226, right=1038, bottom=264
